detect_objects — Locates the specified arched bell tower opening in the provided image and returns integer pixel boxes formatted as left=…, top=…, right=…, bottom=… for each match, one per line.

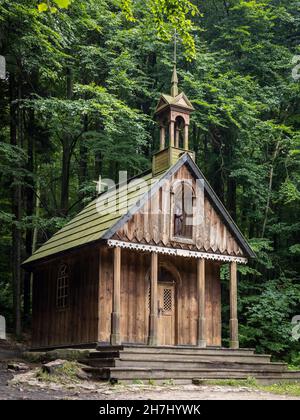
left=175, top=115, right=187, bottom=149
left=152, top=65, right=195, bottom=175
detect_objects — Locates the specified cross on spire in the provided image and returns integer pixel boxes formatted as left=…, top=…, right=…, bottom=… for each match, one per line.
left=173, top=28, right=177, bottom=65
left=171, top=29, right=178, bottom=97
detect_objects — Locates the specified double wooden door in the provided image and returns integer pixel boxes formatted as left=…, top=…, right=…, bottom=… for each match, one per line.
left=157, top=282, right=175, bottom=345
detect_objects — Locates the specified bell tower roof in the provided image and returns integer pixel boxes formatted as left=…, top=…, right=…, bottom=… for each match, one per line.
left=155, top=68, right=194, bottom=115
left=155, top=62, right=194, bottom=116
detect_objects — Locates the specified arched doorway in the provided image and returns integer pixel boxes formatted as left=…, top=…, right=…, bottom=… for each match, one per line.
left=157, top=267, right=175, bottom=345
left=147, top=262, right=180, bottom=346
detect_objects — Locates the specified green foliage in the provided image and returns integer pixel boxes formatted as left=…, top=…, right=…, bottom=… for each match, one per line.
left=196, top=378, right=300, bottom=397
left=38, top=0, right=73, bottom=13
left=196, top=377, right=257, bottom=387
left=240, top=277, right=300, bottom=354
left=0, top=0, right=299, bottom=360
left=36, top=361, right=82, bottom=384
left=261, top=382, right=300, bottom=397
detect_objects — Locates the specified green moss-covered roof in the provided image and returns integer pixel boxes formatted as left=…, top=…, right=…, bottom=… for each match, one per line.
left=23, top=170, right=159, bottom=265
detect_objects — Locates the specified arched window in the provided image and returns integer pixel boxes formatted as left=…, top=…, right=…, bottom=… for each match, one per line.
left=173, top=181, right=194, bottom=239
left=175, top=116, right=185, bottom=148
left=56, top=263, right=69, bottom=309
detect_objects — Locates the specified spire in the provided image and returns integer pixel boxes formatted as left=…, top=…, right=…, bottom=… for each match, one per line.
left=171, top=65, right=178, bottom=97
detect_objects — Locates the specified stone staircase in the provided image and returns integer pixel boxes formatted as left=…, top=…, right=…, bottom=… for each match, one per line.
left=79, top=345, right=300, bottom=385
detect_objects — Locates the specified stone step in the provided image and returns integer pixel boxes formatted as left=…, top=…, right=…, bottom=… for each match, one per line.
left=93, top=346, right=256, bottom=357
left=88, top=352, right=271, bottom=364
left=82, top=366, right=294, bottom=382
left=82, top=358, right=285, bottom=372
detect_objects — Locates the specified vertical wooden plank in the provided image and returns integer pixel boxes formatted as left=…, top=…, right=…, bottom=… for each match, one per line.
left=110, top=246, right=121, bottom=345
left=197, top=258, right=206, bottom=347
left=229, top=261, right=239, bottom=349
left=128, top=250, right=134, bottom=342
left=205, top=262, right=212, bottom=346
left=211, top=262, right=222, bottom=346
left=148, top=252, right=158, bottom=346
left=99, top=247, right=113, bottom=343
left=136, top=253, right=144, bottom=342
left=97, top=247, right=102, bottom=342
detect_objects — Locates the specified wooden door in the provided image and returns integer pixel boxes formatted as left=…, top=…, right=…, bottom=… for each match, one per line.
left=157, top=282, right=175, bottom=345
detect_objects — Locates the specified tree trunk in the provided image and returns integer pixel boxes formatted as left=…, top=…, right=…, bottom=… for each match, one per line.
left=261, top=140, right=280, bottom=238
left=60, top=68, right=73, bottom=214
left=227, top=177, right=237, bottom=221
left=60, top=142, right=71, bottom=214
left=23, top=109, right=35, bottom=324
left=79, top=115, right=88, bottom=200
left=10, top=72, right=22, bottom=337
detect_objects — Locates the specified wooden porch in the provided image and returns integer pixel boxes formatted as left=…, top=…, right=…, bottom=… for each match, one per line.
left=108, top=245, right=239, bottom=349
left=80, top=344, right=300, bottom=385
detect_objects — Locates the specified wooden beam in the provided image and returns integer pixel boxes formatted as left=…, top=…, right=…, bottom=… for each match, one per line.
left=175, top=128, right=179, bottom=148
left=148, top=252, right=158, bottom=346
left=97, top=247, right=102, bottom=342
left=184, top=124, right=189, bottom=150
left=110, top=246, right=121, bottom=345
left=229, top=261, right=239, bottom=349
left=169, top=121, right=175, bottom=147
left=160, top=126, right=165, bottom=150
left=197, top=258, right=206, bottom=347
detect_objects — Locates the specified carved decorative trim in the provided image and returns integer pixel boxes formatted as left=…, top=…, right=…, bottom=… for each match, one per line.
left=107, top=240, right=248, bottom=264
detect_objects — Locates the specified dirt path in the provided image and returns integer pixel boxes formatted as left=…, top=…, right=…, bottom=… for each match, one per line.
left=0, top=364, right=299, bottom=400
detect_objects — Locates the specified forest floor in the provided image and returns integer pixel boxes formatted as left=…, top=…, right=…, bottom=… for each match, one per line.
left=0, top=363, right=299, bottom=400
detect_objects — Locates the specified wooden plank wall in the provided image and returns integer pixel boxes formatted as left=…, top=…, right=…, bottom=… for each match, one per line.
left=98, top=247, right=150, bottom=344
left=115, top=164, right=243, bottom=257
left=32, top=247, right=99, bottom=348
left=98, top=246, right=221, bottom=346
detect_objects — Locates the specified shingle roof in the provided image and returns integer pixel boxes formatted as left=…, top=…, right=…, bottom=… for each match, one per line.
left=155, top=92, right=194, bottom=114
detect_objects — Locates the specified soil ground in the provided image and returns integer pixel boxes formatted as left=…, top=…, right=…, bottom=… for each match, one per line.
left=0, top=363, right=299, bottom=400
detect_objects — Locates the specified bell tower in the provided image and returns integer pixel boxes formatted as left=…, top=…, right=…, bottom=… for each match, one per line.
left=153, top=65, right=195, bottom=175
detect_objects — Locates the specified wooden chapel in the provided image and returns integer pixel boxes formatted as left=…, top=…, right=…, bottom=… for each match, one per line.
left=23, top=66, right=255, bottom=352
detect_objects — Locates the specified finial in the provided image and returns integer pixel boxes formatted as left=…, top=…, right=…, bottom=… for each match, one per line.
left=171, top=29, right=178, bottom=97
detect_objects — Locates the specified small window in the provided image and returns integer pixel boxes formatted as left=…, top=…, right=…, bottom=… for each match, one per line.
left=57, top=264, right=69, bottom=309
left=173, top=181, right=193, bottom=239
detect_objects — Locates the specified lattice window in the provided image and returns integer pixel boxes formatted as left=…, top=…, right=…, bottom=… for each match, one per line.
left=57, top=264, right=69, bottom=309
left=163, top=288, right=172, bottom=312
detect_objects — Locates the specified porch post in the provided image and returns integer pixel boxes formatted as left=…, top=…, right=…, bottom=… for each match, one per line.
left=197, top=258, right=206, bottom=347
left=148, top=252, right=158, bottom=346
left=229, top=261, right=239, bottom=349
left=110, top=246, right=121, bottom=345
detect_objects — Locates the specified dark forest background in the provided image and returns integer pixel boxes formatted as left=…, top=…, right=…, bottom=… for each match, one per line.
left=0, top=0, right=299, bottom=363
